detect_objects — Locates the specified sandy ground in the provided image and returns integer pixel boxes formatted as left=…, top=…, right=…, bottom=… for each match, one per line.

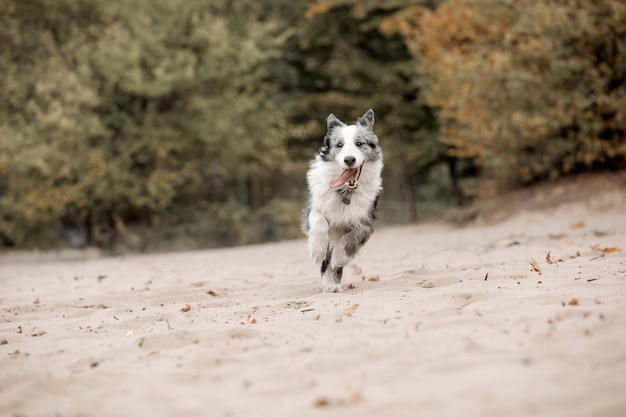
left=1, top=183, right=625, bottom=417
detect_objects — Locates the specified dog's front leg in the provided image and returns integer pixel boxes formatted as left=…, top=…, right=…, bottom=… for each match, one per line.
left=307, top=210, right=329, bottom=264
left=341, top=222, right=374, bottom=258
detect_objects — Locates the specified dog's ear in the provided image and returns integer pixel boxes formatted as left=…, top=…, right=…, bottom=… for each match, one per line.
left=357, top=109, right=375, bottom=129
left=327, top=113, right=345, bottom=130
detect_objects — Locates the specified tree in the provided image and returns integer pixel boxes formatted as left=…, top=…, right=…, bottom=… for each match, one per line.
left=0, top=0, right=303, bottom=248
left=386, top=0, right=626, bottom=196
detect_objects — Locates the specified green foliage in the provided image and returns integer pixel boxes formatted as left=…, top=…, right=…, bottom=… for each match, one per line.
left=0, top=0, right=302, bottom=248
left=1, top=0, right=624, bottom=250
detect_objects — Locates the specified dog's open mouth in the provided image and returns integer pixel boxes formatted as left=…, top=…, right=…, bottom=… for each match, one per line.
left=328, top=166, right=362, bottom=190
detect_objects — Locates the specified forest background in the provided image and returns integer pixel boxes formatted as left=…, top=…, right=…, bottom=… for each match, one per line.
left=0, top=0, right=624, bottom=252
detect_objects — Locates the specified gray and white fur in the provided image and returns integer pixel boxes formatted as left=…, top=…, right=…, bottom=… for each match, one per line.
left=302, top=109, right=383, bottom=292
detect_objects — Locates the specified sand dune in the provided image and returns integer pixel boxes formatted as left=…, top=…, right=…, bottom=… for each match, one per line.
left=1, top=184, right=625, bottom=417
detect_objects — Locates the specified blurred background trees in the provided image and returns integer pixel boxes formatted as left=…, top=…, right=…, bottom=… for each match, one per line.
left=0, top=0, right=624, bottom=251
left=385, top=0, right=626, bottom=196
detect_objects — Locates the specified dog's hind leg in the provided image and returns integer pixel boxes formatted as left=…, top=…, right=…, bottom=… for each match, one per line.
left=321, top=262, right=343, bottom=293
left=320, top=250, right=343, bottom=293
left=321, top=222, right=375, bottom=293
left=319, top=228, right=351, bottom=293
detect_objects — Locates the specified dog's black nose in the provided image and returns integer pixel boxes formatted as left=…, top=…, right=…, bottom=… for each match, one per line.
left=344, top=156, right=356, bottom=166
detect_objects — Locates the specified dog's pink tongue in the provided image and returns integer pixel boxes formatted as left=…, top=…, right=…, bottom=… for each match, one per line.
left=329, top=168, right=359, bottom=188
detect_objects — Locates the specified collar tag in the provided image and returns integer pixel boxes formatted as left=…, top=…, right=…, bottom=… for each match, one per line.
left=340, top=189, right=352, bottom=205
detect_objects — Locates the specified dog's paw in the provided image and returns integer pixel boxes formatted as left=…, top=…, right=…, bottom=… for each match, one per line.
left=309, top=247, right=327, bottom=264
left=309, top=250, right=326, bottom=265
left=322, top=283, right=342, bottom=293
left=308, top=235, right=328, bottom=264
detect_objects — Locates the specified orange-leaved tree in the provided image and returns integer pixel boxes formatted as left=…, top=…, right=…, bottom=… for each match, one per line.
left=385, top=0, right=626, bottom=197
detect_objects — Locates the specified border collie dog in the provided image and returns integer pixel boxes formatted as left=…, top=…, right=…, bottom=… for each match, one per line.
left=302, top=109, right=383, bottom=292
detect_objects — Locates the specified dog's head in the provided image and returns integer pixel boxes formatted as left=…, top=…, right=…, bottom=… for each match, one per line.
left=319, top=109, right=382, bottom=189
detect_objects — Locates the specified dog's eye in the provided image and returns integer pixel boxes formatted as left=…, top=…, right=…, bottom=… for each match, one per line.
left=336, top=142, right=343, bottom=148
left=356, top=141, right=363, bottom=147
